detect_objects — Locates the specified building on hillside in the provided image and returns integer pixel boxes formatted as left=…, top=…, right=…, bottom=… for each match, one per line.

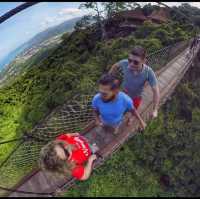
left=104, top=7, right=170, bottom=39
left=104, top=10, right=147, bottom=38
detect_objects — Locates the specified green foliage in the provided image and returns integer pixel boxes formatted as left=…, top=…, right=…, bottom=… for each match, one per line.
left=172, top=27, right=189, bottom=43
left=137, top=38, right=162, bottom=53
left=142, top=3, right=158, bottom=16
left=74, top=15, right=92, bottom=31
left=150, top=28, right=173, bottom=46
left=61, top=32, right=70, bottom=42
left=0, top=4, right=199, bottom=196
left=171, top=3, right=200, bottom=29
left=134, top=21, right=157, bottom=39
left=0, top=11, right=192, bottom=148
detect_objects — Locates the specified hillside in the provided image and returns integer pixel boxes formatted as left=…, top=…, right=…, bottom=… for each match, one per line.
left=0, top=17, right=79, bottom=72
left=20, top=16, right=81, bottom=52
left=0, top=36, right=61, bottom=87
left=0, top=44, right=27, bottom=73
left=0, top=17, right=80, bottom=86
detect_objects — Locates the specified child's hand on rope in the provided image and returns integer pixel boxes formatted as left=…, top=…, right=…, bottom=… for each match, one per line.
left=54, top=188, right=63, bottom=196
left=141, top=121, right=147, bottom=130
left=89, top=154, right=97, bottom=162
left=138, top=121, right=147, bottom=133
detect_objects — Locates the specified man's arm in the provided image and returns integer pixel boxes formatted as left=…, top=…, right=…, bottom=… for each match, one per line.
left=129, top=108, right=146, bottom=130
left=109, top=63, right=120, bottom=75
left=148, top=68, right=160, bottom=118
left=151, top=84, right=160, bottom=118
left=80, top=155, right=97, bottom=181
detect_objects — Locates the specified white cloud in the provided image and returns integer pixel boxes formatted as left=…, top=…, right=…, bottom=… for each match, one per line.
left=139, top=2, right=200, bottom=8
left=58, top=8, right=83, bottom=16
left=190, top=2, right=200, bottom=8
left=39, top=7, right=90, bottom=30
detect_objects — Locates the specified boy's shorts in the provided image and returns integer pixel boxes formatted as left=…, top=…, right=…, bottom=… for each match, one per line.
left=132, top=96, right=142, bottom=109
left=123, top=89, right=142, bottom=109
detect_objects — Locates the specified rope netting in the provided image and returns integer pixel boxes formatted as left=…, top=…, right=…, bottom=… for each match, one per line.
left=112, top=40, right=189, bottom=82
left=0, top=40, right=190, bottom=196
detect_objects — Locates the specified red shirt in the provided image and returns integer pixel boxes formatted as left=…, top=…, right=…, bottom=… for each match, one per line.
left=56, top=134, right=91, bottom=180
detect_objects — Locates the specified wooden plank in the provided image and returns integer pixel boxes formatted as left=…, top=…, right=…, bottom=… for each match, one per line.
left=158, top=78, right=168, bottom=89
left=170, top=65, right=181, bottom=73
left=163, top=68, right=176, bottom=79
left=159, top=71, right=173, bottom=83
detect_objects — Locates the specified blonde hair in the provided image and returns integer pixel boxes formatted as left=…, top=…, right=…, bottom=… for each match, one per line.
left=39, top=140, right=76, bottom=178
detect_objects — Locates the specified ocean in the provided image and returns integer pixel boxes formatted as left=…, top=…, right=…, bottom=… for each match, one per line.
left=0, top=44, right=27, bottom=72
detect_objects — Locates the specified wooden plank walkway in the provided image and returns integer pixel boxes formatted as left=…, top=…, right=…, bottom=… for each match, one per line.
left=9, top=45, right=200, bottom=197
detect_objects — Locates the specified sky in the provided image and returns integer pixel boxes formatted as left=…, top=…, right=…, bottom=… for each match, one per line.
left=0, top=2, right=200, bottom=62
left=0, top=2, right=91, bottom=62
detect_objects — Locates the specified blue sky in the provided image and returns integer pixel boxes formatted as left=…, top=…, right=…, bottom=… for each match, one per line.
left=0, top=2, right=91, bottom=61
left=0, top=2, right=200, bottom=62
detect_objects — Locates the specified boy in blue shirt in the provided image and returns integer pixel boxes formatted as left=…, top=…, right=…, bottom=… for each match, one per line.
left=92, top=74, right=146, bottom=133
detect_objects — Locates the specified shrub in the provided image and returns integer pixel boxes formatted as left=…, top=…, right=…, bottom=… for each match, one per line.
left=134, top=21, right=157, bottom=39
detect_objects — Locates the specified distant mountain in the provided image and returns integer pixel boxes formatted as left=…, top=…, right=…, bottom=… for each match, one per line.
left=21, top=16, right=81, bottom=52
left=0, top=16, right=81, bottom=73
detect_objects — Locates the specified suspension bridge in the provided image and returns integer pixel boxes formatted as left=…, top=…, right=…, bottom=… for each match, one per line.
left=0, top=39, right=199, bottom=197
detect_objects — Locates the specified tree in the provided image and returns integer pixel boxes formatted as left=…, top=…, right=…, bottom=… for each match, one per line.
left=74, top=15, right=92, bottom=31
left=193, top=15, right=200, bottom=27
left=142, top=3, right=158, bottom=16
left=79, top=2, right=140, bottom=40
left=151, top=28, right=173, bottom=46
left=134, top=21, right=157, bottom=39
left=125, top=2, right=141, bottom=10
left=79, top=2, right=105, bottom=39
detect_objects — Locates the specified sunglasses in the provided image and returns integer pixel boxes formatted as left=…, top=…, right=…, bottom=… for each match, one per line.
left=128, top=58, right=140, bottom=65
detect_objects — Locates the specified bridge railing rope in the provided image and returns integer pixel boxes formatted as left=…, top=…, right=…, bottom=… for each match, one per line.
left=0, top=39, right=192, bottom=196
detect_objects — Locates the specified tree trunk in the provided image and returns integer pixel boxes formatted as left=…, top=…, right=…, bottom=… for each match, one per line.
left=94, top=3, right=108, bottom=41
left=101, top=22, right=108, bottom=40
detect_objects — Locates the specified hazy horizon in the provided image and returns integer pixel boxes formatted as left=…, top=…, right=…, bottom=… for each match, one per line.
left=0, top=2, right=90, bottom=63
left=0, top=15, right=81, bottom=71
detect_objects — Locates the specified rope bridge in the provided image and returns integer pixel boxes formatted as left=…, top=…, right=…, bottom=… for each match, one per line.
left=0, top=39, right=198, bottom=197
